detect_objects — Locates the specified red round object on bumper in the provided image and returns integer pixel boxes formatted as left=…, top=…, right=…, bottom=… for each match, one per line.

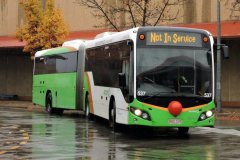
left=168, top=101, right=183, bottom=116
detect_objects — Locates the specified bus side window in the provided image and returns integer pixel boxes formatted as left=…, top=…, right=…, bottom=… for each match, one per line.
left=122, top=60, right=130, bottom=88
left=46, top=57, right=56, bottom=73
left=120, top=40, right=134, bottom=102
left=34, top=57, right=45, bottom=75
left=119, top=41, right=131, bottom=93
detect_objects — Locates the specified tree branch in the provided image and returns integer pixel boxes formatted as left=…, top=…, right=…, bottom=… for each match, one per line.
left=125, top=0, right=137, bottom=27
left=142, top=0, right=149, bottom=26
left=81, top=0, right=119, bottom=31
left=79, top=0, right=185, bottom=29
left=154, top=0, right=170, bottom=26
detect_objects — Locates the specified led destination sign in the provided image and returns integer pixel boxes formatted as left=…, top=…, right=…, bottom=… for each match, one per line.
left=146, top=31, right=202, bottom=47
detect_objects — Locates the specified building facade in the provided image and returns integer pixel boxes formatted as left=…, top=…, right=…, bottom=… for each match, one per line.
left=0, top=0, right=240, bottom=106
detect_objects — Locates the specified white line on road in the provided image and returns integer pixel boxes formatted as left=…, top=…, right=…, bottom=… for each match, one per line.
left=192, top=127, right=240, bottom=136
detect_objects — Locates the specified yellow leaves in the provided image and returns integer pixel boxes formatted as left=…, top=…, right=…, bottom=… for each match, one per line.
left=16, top=0, right=69, bottom=57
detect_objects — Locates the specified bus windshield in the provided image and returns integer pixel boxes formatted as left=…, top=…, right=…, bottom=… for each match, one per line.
left=136, top=47, right=212, bottom=102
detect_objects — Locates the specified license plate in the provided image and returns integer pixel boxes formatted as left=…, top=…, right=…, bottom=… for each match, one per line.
left=168, top=119, right=182, bottom=124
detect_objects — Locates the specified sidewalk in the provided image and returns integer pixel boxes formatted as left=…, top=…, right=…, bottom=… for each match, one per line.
left=0, top=100, right=45, bottom=114
left=0, top=100, right=38, bottom=110
left=216, top=108, right=240, bottom=121
left=0, top=100, right=239, bottom=120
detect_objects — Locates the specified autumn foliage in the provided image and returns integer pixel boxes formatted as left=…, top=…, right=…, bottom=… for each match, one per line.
left=16, top=0, right=68, bottom=57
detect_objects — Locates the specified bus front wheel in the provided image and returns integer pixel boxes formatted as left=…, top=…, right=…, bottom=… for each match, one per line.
left=178, top=127, right=189, bottom=135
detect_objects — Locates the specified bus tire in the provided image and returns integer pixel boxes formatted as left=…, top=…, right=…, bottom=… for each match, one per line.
left=55, top=108, right=64, bottom=116
left=109, top=100, right=119, bottom=132
left=178, top=127, right=189, bottom=136
left=46, top=93, right=54, bottom=114
left=85, top=94, right=93, bottom=120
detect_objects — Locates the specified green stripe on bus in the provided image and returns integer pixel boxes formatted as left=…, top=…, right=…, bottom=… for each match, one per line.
left=128, top=99, right=215, bottom=127
left=43, top=47, right=77, bottom=56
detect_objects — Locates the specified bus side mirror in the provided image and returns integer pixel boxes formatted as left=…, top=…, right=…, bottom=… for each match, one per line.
left=118, top=73, right=126, bottom=88
left=221, top=45, right=229, bottom=59
left=207, top=51, right=211, bottom=65
left=127, top=40, right=133, bottom=51
left=214, top=44, right=230, bottom=59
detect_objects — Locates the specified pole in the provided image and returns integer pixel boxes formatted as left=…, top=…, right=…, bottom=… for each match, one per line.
left=216, top=0, right=221, bottom=112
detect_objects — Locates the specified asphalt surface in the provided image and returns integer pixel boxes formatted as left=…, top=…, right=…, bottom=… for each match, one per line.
left=0, top=103, right=240, bottom=160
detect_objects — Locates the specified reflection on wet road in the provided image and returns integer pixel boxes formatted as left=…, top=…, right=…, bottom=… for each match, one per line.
left=0, top=107, right=240, bottom=160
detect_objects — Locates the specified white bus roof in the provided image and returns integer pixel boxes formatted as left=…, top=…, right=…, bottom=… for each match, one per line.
left=35, top=40, right=87, bottom=58
left=85, top=27, right=139, bottom=48
left=62, top=39, right=88, bottom=49
left=35, top=26, right=212, bottom=58
left=84, top=26, right=211, bottom=49
left=35, top=46, right=79, bottom=58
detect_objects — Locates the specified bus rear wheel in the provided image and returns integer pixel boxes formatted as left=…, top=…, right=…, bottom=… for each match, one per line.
left=85, top=94, right=93, bottom=120
left=46, top=93, right=63, bottom=115
left=55, top=108, right=64, bottom=116
left=109, top=100, right=119, bottom=132
left=46, top=93, right=54, bottom=114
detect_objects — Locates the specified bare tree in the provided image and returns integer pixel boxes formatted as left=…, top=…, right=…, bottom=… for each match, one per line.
left=75, top=0, right=185, bottom=31
left=226, top=0, right=240, bottom=20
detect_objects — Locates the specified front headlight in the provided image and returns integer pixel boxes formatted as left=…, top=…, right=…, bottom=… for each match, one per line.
left=198, top=110, right=214, bottom=121
left=134, top=109, right=142, bottom=116
left=130, top=107, right=151, bottom=121
left=206, top=110, right=213, bottom=117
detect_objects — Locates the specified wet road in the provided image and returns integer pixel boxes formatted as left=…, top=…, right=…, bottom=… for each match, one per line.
left=0, top=107, right=240, bottom=160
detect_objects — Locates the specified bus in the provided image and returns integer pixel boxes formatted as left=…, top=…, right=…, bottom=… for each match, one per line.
left=33, top=26, right=228, bottom=134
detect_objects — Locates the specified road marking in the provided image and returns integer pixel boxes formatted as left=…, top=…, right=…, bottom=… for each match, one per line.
left=19, top=141, right=27, bottom=145
left=0, top=125, right=30, bottom=155
left=0, top=151, right=7, bottom=155
left=10, top=146, right=20, bottom=150
left=22, top=132, right=29, bottom=137
left=193, top=127, right=240, bottom=136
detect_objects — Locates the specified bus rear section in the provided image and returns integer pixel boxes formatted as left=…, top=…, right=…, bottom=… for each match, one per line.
left=33, top=47, right=79, bottom=114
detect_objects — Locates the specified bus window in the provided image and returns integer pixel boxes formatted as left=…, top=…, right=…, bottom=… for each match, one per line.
left=34, top=52, right=78, bottom=75
left=122, top=60, right=129, bottom=88
left=86, top=41, right=131, bottom=88
left=55, top=52, right=77, bottom=73
left=34, top=58, right=45, bottom=75
left=46, top=57, right=56, bottom=73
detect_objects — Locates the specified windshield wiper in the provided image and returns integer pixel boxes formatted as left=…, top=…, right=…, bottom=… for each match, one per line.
left=143, top=77, right=156, bottom=84
left=143, top=91, right=175, bottom=101
left=142, top=92, right=210, bottom=102
left=182, top=94, right=211, bottom=102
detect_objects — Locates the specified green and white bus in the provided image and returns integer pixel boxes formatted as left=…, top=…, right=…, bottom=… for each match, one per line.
left=33, top=26, right=228, bottom=133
